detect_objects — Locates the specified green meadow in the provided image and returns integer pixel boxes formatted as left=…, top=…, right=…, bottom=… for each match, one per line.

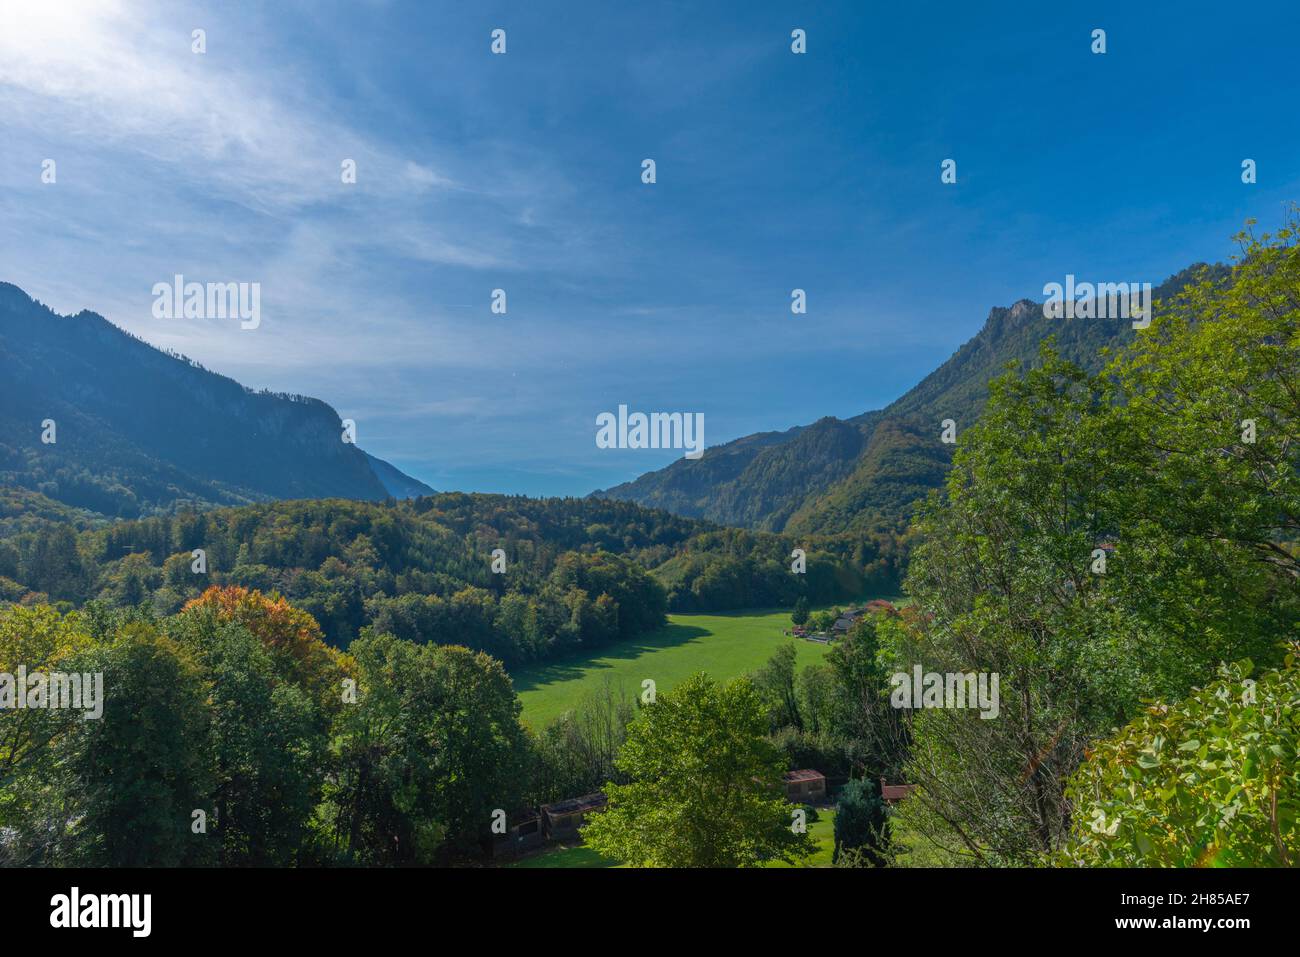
left=510, top=608, right=832, bottom=728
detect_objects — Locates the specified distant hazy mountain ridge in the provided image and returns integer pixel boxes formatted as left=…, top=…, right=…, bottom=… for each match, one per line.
left=0, top=282, right=432, bottom=518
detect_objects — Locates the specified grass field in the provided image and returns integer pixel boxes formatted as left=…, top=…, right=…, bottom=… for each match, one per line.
left=508, top=843, right=616, bottom=869
left=510, top=608, right=833, bottom=728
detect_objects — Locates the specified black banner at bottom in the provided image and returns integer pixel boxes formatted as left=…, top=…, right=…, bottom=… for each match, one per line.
left=3, top=865, right=1281, bottom=943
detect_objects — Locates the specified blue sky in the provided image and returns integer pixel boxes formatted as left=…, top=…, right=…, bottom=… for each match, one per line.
left=2, top=0, right=1298, bottom=495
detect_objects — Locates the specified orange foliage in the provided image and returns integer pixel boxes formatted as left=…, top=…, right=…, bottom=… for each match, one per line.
left=185, top=585, right=325, bottom=651
left=183, top=586, right=351, bottom=707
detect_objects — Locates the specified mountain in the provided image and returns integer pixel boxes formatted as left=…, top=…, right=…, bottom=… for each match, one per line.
left=595, top=266, right=1223, bottom=534
left=0, top=282, right=431, bottom=519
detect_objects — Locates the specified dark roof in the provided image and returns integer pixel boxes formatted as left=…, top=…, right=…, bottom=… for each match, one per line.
left=783, top=769, right=826, bottom=784
left=541, top=792, right=607, bottom=816
left=832, top=607, right=870, bottom=630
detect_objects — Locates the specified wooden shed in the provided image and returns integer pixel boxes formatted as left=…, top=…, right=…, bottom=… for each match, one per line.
left=487, top=809, right=545, bottom=860
left=782, top=769, right=827, bottom=803
left=540, top=792, right=607, bottom=842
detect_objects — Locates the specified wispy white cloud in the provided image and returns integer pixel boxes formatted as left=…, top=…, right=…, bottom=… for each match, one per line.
left=0, top=0, right=446, bottom=212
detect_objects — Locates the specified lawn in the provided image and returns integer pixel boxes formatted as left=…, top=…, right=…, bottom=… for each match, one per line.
left=767, top=812, right=836, bottom=868
left=510, top=608, right=833, bottom=728
left=509, top=844, right=617, bottom=869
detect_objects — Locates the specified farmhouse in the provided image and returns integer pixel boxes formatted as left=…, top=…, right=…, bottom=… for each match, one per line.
left=816, top=602, right=898, bottom=640
left=540, top=792, right=608, bottom=842
left=831, top=608, right=865, bottom=634
left=782, top=769, right=827, bottom=803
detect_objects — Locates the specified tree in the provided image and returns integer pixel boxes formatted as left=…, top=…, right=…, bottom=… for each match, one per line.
left=807, top=608, right=838, bottom=634
left=894, top=215, right=1300, bottom=863
left=0, top=605, right=93, bottom=864
left=0, top=605, right=91, bottom=782
left=833, top=777, right=888, bottom=865
left=825, top=615, right=906, bottom=779
left=795, top=663, right=836, bottom=736
left=1103, top=217, right=1300, bottom=671
left=898, top=350, right=1159, bottom=862
left=581, top=673, right=812, bottom=867
left=752, top=643, right=802, bottom=731
left=167, top=611, right=326, bottom=865
left=792, top=596, right=810, bottom=627
left=182, top=586, right=349, bottom=722
left=1060, top=648, right=1299, bottom=867
left=548, top=550, right=667, bottom=640
left=21, top=525, right=86, bottom=602
left=52, top=624, right=214, bottom=866
left=528, top=676, right=636, bottom=805
left=328, top=632, right=528, bottom=863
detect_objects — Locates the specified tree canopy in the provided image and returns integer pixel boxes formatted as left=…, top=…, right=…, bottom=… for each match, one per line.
left=581, top=673, right=813, bottom=867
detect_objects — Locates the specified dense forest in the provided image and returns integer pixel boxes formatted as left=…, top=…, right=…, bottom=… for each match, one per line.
left=0, top=492, right=897, bottom=667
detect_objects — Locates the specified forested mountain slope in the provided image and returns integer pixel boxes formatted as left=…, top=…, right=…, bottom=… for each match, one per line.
left=596, top=266, right=1223, bottom=534
left=0, top=282, right=432, bottom=519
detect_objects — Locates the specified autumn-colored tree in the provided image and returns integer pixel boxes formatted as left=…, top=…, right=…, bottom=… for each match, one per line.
left=182, top=585, right=351, bottom=716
